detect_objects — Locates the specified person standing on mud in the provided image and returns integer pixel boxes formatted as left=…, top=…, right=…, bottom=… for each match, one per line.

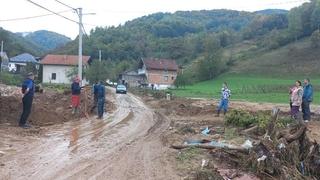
left=71, top=76, right=81, bottom=115
left=216, top=82, right=231, bottom=117
left=90, top=82, right=99, bottom=113
left=290, top=80, right=303, bottom=119
left=19, top=72, right=35, bottom=128
left=96, top=81, right=105, bottom=119
left=302, top=78, right=313, bottom=122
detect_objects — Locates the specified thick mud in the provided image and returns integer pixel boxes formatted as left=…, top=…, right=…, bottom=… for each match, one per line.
left=0, top=89, right=178, bottom=180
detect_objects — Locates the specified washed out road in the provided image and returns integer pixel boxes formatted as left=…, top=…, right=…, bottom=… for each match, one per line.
left=0, top=90, right=178, bottom=180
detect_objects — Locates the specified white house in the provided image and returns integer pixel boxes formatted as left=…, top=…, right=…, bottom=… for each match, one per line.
left=41, top=54, right=91, bottom=84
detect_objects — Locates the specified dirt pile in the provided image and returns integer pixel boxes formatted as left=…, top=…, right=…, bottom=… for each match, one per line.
left=0, top=85, right=115, bottom=126
left=154, top=99, right=215, bottom=116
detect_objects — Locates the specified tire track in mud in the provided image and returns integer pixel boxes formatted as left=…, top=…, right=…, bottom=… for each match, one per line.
left=0, top=90, right=177, bottom=180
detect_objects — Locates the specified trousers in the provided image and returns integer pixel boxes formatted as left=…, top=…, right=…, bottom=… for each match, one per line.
left=19, top=95, right=33, bottom=125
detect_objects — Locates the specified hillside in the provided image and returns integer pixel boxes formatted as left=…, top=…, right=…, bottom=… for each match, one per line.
left=0, top=27, right=44, bottom=57
left=56, top=9, right=262, bottom=61
left=24, top=30, right=71, bottom=52
left=229, top=38, right=320, bottom=77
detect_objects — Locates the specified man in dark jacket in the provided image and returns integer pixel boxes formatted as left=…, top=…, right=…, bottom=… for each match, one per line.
left=90, top=82, right=99, bottom=113
left=19, top=72, right=35, bottom=128
left=96, top=81, right=106, bottom=119
left=302, top=78, right=313, bottom=122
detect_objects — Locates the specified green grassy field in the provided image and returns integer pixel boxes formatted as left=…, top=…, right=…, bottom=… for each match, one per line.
left=170, top=74, right=320, bottom=104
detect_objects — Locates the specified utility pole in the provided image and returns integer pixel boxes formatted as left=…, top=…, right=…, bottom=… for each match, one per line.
left=78, top=8, right=83, bottom=83
left=0, top=41, right=3, bottom=72
left=1, top=41, right=3, bottom=54
left=99, top=50, right=102, bottom=62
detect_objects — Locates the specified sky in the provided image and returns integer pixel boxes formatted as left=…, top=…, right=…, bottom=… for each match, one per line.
left=0, top=0, right=309, bottom=39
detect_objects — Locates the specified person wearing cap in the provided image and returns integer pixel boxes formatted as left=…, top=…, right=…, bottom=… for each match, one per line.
left=71, top=76, right=81, bottom=115
left=19, top=72, right=35, bottom=128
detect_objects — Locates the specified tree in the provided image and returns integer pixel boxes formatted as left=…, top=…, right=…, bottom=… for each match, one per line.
left=288, top=7, right=303, bottom=41
left=310, top=30, right=320, bottom=48
left=174, top=71, right=193, bottom=88
left=85, top=60, right=110, bottom=84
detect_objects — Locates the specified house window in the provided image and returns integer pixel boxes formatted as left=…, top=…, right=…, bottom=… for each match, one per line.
left=172, top=76, right=175, bottom=80
left=51, top=73, right=56, bottom=80
left=164, top=76, right=168, bottom=82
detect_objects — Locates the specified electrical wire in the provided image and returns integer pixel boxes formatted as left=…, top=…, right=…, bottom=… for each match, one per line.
left=25, top=0, right=79, bottom=24
left=0, top=10, right=72, bottom=22
left=52, top=0, right=92, bottom=37
left=54, top=0, right=76, bottom=11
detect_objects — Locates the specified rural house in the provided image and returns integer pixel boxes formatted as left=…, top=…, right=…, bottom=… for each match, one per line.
left=41, top=54, right=91, bottom=84
left=9, top=53, right=39, bottom=73
left=119, top=70, right=147, bottom=88
left=138, top=58, right=178, bottom=90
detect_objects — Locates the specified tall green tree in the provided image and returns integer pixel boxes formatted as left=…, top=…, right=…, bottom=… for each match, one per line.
left=85, top=60, right=110, bottom=84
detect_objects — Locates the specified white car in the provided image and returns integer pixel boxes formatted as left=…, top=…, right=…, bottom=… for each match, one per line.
left=116, top=84, right=127, bottom=94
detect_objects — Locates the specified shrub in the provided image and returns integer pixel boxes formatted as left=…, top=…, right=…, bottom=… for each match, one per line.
left=0, top=72, right=23, bottom=86
left=225, top=109, right=270, bottom=128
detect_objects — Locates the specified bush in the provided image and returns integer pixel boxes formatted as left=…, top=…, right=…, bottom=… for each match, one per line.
left=0, top=72, right=23, bottom=86
left=42, top=83, right=69, bottom=93
left=225, top=109, right=270, bottom=128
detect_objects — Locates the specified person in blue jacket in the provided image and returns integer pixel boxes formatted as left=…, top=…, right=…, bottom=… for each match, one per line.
left=90, top=82, right=99, bottom=113
left=96, top=81, right=106, bottom=119
left=19, top=72, right=35, bottom=128
left=302, top=78, right=313, bottom=122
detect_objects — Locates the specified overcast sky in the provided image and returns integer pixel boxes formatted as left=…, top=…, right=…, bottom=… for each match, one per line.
left=0, top=0, right=309, bottom=39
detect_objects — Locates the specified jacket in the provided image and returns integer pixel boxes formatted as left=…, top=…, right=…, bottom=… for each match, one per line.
left=291, top=86, right=303, bottom=106
left=71, top=82, right=81, bottom=95
left=303, top=84, right=313, bottom=102
left=22, top=78, right=35, bottom=97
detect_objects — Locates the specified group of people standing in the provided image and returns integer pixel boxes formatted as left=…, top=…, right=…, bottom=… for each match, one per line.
left=216, top=78, right=314, bottom=123
left=290, top=78, right=313, bottom=122
left=18, top=74, right=106, bottom=129
left=71, top=77, right=106, bottom=119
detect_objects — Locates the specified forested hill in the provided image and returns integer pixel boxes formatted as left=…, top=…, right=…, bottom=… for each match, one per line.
left=0, top=28, right=71, bottom=57
left=24, top=30, right=71, bottom=52
left=0, top=28, right=44, bottom=57
left=57, top=9, right=282, bottom=62
left=57, top=1, right=320, bottom=81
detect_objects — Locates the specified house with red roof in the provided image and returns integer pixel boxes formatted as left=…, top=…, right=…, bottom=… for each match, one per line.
left=136, top=58, right=178, bottom=89
left=40, top=54, right=91, bottom=84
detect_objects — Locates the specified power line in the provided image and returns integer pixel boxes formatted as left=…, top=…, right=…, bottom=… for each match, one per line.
left=0, top=10, right=72, bottom=22
left=25, top=0, right=79, bottom=24
left=54, top=0, right=76, bottom=11
left=51, top=0, right=93, bottom=37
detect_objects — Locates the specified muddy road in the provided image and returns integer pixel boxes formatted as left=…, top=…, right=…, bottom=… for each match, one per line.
left=0, top=91, right=178, bottom=180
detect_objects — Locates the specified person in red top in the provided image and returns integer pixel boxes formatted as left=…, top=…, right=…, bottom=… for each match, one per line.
left=71, top=76, right=81, bottom=114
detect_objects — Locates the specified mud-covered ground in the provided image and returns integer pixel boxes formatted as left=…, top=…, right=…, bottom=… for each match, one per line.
left=1, top=84, right=319, bottom=180
left=143, top=96, right=320, bottom=179
left=0, top=86, right=178, bottom=180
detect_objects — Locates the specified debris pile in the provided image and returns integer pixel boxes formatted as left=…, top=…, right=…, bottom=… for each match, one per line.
left=212, top=108, right=320, bottom=179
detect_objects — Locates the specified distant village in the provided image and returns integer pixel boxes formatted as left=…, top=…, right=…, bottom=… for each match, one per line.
left=0, top=52, right=178, bottom=90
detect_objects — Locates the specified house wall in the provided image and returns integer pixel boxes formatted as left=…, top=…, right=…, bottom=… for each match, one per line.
left=146, top=69, right=177, bottom=87
left=121, top=74, right=146, bottom=87
left=43, top=65, right=73, bottom=84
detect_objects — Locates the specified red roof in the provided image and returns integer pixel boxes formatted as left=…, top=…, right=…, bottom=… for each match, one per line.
left=143, top=58, right=178, bottom=71
left=41, top=54, right=91, bottom=66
